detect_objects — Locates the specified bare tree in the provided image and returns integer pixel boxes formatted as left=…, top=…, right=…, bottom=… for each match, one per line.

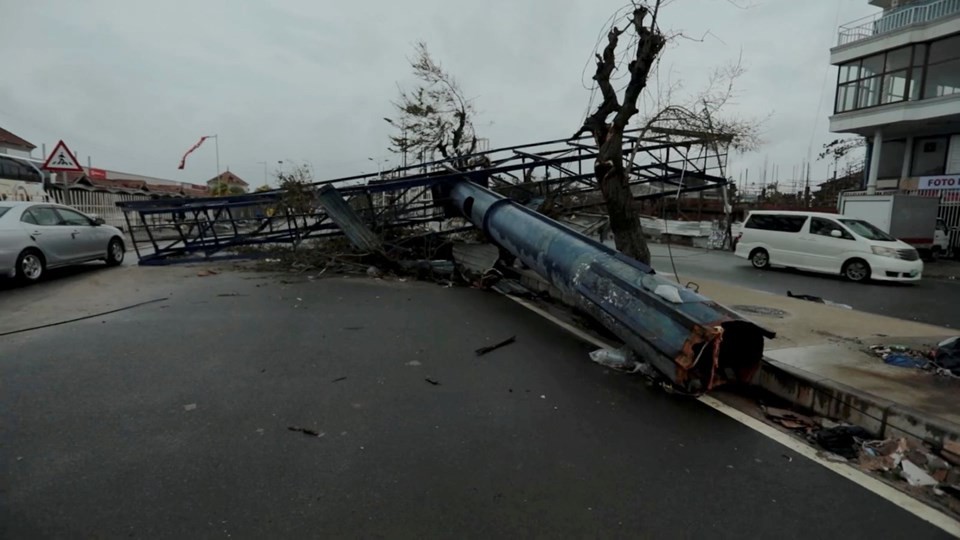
left=387, top=42, right=478, bottom=167
left=574, top=3, right=667, bottom=265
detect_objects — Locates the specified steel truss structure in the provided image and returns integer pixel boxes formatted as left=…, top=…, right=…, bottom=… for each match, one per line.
left=117, top=128, right=730, bottom=264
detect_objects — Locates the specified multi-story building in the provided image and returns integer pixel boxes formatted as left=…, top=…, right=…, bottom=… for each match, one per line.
left=830, top=0, right=960, bottom=193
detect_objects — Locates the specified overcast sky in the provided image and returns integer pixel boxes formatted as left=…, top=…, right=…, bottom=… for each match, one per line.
left=1, top=0, right=875, bottom=191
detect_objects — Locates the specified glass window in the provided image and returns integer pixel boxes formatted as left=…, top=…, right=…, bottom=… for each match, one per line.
left=745, top=214, right=807, bottom=233
left=924, top=58, right=960, bottom=98
left=886, top=46, right=912, bottom=71
left=858, top=77, right=882, bottom=108
left=839, top=219, right=896, bottom=241
left=837, top=83, right=858, bottom=112
left=929, top=35, right=960, bottom=64
left=839, top=62, right=860, bottom=83
left=30, top=207, right=61, bottom=226
left=56, top=208, right=92, bottom=226
left=912, top=137, right=949, bottom=176
left=881, top=70, right=908, bottom=103
left=20, top=210, right=37, bottom=224
left=878, top=139, right=906, bottom=178
left=909, top=67, right=924, bottom=100
left=811, top=217, right=854, bottom=240
left=861, top=54, right=885, bottom=78
left=0, top=206, right=9, bottom=219
left=913, top=44, right=928, bottom=66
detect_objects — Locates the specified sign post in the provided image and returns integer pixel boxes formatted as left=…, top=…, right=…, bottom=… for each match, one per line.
left=40, top=140, right=84, bottom=206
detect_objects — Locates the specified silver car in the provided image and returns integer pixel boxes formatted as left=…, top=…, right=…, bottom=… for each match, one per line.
left=0, top=202, right=126, bottom=282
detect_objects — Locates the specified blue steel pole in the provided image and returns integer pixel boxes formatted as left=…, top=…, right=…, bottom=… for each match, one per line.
left=448, top=179, right=773, bottom=394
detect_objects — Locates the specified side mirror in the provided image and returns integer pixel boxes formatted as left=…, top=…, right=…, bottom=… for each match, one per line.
left=92, top=216, right=105, bottom=226
left=830, top=229, right=842, bottom=238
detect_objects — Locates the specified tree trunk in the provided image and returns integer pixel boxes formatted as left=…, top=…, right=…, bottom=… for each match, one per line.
left=597, top=130, right=651, bottom=265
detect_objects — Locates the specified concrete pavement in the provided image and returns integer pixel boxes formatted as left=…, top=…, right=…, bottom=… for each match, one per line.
left=647, top=244, right=960, bottom=329
left=0, top=269, right=951, bottom=538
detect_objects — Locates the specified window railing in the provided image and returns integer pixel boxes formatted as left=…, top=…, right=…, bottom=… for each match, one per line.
left=838, top=0, right=960, bottom=46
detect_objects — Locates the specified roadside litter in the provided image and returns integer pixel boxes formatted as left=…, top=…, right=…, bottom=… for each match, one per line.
left=761, top=404, right=960, bottom=509
left=287, top=426, right=324, bottom=437
left=786, top=291, right=852, bottom=310
left=475, top=336, right=516, bottom=356
left=869, top=341, right=960, bottom=377
left=589, top=348, right=660, bottom=378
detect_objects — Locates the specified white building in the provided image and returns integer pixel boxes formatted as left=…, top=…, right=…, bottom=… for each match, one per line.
left=830, top=0, right=960, bottom=192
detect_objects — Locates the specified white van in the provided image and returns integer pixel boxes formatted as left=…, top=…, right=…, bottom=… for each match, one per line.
left=734, top=211, right=923, bottom=283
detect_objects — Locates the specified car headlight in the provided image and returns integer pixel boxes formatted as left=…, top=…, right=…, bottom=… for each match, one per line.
left=871, top=246, right=898, bottom=258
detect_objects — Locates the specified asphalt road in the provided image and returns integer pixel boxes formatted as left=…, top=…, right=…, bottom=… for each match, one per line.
left=0, top=271, right=950, bottom=538
left=649, top=244, right=960, bottom=329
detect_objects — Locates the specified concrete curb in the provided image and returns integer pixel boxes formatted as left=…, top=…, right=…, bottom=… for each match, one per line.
left=757, top=357, right=960, bottom=446
left=513, top=267, right=960, bottom=447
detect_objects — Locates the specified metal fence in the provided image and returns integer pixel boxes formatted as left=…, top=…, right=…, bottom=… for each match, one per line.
left=838, top=0, right=960, bottom=46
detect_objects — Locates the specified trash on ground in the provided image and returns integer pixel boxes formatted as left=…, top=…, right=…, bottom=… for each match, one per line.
left=883, top=353, right=931, bottom=369
left=183, top=403, right=197, bottom=411
left=197, top=269, right=220, bottom=277
left=288, top=426, right=324, bottom=437
left=762, top=406, right=816, bottom=431
left=868, top=342, right=960, bottom=376
left=425, top=378, right=440, bottom=386
left=590, top=348, right=640, bottom=373
left=814, top=425, right=874, bottom=459
left=366, top=266, right=383, bottom=278
left=331, top=377, right=347, bottom=383
left=935, top=337, right=960, bottom=376
left=902, top=459, right=939, bottom=486
left=786, top=290, right=851, bottom=309
left=475, top=336, right=517, bottom=356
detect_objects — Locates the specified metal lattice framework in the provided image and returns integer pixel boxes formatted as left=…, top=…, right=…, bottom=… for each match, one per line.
left=117, top=128, right=730, bottom=264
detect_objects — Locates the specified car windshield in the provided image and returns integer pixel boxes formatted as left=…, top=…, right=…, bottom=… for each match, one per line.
left=0, top=206, right=10, bottom=219
left=838, top=219, right=896, bottom=241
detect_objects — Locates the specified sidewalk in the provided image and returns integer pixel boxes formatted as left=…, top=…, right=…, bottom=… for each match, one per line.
left=692, top=277, right=960, bottom=444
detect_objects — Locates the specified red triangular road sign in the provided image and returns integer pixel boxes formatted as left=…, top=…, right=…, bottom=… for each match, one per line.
left=41, top=140, right=84, bottom=172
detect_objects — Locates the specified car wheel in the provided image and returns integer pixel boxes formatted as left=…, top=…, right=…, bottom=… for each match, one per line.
left=750, top=248, right=770, bottom=269
left=16, top=249, right=45, bottom=283
left=843, top=259, right=871, bottom=283
left=106, top=237, right=125, bottom=266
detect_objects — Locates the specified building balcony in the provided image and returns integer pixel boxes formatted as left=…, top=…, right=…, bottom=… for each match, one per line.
left=838, top=0, right=960, bottom=47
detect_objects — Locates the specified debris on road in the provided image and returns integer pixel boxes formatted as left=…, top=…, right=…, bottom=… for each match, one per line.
left=786, top=290, right=852, bottom=310
left=475, top=336, right=517, bottom=356
left=815, top=425, right=874, bottom=459
left=197, top=269, right=220, bottom=277
left=762, top=406, right=817, bottom=431
left=934, top=337, right=960, bottom=376
left=868, top=342, right=960, bottom=377
left=183, top=403, right=197, bottom=411
left=287, top=426, right=324, bottom=437
left=331, top=377, right=348, bottom=383
left=425, top=378, right=441, bottom=386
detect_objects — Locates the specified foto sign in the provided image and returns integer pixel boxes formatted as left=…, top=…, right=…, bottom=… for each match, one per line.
left=919, top=174, right=960, bottom=190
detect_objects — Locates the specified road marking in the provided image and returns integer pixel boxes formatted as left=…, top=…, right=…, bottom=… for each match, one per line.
left=502, top=292, right=960, bottom=537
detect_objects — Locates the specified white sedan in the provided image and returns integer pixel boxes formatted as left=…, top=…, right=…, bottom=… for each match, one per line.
left=0, top=202, right=126, bottom=282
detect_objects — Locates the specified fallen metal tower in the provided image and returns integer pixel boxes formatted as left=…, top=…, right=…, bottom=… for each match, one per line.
left=447, top=178, right=773, bottom=393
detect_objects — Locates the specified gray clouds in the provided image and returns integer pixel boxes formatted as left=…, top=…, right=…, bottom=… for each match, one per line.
left=0, top=0, right=873, bottom=189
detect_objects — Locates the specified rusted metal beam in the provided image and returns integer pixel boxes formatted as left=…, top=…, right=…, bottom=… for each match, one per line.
left=448, top=179, right=773, bottom=394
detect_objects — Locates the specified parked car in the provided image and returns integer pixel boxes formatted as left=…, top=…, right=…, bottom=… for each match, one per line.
left=734, top=210, right=923, bottom=283
left=0, top=202, right=126, bottom=282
